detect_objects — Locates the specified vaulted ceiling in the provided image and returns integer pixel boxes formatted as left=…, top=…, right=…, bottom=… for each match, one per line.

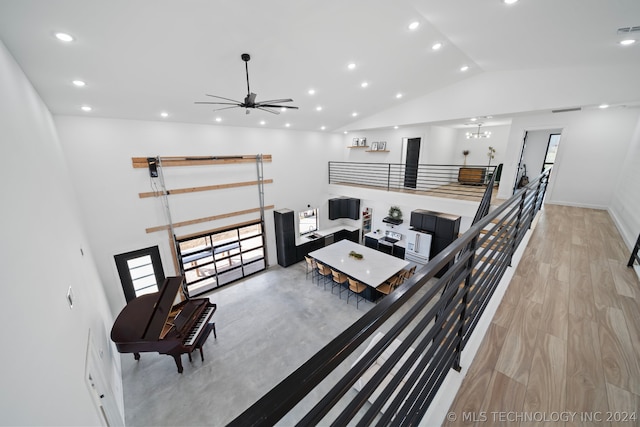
left=0, top=0, right=638, bottom=132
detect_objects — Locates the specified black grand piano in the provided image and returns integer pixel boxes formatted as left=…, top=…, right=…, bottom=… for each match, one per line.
left=111, top=276, right=216, bottom=373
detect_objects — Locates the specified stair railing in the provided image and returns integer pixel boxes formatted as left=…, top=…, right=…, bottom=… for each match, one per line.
left=229, top=168, right=551, bottom=427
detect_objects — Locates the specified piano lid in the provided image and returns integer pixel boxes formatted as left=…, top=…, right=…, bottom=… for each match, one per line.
left=110, top=276, right=185, bottom=343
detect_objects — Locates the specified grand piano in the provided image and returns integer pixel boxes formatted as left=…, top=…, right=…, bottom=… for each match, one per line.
left=111, top=276, right=216, bottom=373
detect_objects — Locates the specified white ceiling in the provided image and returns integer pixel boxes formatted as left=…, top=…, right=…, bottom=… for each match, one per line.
left=0, top=0, right=638, bottom=132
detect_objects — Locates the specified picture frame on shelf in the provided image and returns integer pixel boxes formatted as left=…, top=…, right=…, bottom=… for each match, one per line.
left=360, top=137, right=367, bottom=146
left=352, top=137, right=360, bottom=146
left=371, top=142, right=378, bottom=151
left=378, top=141, right=386, bottom=151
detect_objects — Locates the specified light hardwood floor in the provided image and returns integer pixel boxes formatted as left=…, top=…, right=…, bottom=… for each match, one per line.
left=445, top=205, right=640, bottom=427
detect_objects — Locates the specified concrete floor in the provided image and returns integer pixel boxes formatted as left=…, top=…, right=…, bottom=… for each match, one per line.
left=121, top=261, right=378, bottom=426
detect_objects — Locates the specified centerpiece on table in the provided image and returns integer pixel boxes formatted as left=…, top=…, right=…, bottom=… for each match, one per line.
left=349, top=250, right=364, bottom=260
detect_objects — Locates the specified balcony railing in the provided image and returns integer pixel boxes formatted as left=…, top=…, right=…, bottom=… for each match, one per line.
left=329, top=161, right=499, bottom=201
left=230, top=168, right=551, bottom=427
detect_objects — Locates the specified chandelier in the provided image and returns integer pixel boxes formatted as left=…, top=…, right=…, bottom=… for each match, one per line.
left=466, top=124, right=491, bottom=139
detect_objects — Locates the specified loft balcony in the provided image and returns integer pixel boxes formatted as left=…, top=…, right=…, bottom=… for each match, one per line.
left=328, top=161, right=502, bottom=203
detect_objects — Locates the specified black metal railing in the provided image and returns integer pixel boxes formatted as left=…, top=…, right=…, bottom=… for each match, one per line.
left=230, top=168, right=552, bottom=427
left=329, top=162, right=498, bottom=200
left=628, top=232, right=640, bottom=267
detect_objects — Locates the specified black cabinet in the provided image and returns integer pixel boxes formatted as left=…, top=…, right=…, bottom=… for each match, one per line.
left=433, top=213, right=461, bottom=277
left=392, top=245, right=405, bottom=260
left=410, top=209, right=437, bottom=232
left=364, top=236, right=378, bottom=249
left=329, top=197, right=360, bottom=220
left=274, top=209, right=296, bottom=267
left=296, top=238, right=324, bottom=262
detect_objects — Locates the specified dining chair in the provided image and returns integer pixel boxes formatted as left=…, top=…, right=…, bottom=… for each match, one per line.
left=315, top=262, right=332, bottom=290
left=304, top=256, right=318, bottom=283
left=377, top=274, right=401, bottom=298
left=330, top=268, right=348, bottom=298
left=347, top=277, right=367, bottom=309
left=407, top=265, right=417, bottom=277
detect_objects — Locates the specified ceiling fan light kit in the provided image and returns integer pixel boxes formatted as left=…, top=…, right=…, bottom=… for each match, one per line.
left=195, top=53, right=299, bottom=116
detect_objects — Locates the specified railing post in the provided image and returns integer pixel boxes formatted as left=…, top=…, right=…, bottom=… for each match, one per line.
left=387, top=163, right=391, bottom=191
left=509, top=189, right=527, bottom=266
left=453, top=237, right=477, bottom=371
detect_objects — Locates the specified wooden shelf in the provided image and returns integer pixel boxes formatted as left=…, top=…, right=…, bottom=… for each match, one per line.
left=348, top=145, right=370, bottom=149
left=365, top=150, right=390, bottom=153
left=132, top=154, right=271, bottom=168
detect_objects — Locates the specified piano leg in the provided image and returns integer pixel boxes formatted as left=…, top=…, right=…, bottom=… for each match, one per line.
left=134, top=352, right=140, bottom=361
left=172, top=354, right=184, bottom=373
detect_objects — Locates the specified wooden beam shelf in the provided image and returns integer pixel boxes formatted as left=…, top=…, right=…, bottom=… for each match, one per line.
left=138, top=179, right=274, bottom=198
left=132, top=154, right=272, bottom=169
left=145, top=205, right=275, bottom=234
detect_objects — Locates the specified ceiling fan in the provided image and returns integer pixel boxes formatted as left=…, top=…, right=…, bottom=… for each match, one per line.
left=195, top=53, right=299, bottom=115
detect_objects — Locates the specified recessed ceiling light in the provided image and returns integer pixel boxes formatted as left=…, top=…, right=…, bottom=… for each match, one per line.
left=396, top=93, right=403, bottom=99
left=215, top=117, right=222, bottom=122
left=316, top=106, right=323, bottom=111
left=308, top=88, right=316, bottom=95
left=321, top=126, right=326, bottom=130
left=408, top=21, right=420, bottom=30
left=72, top=80, right=86, bottom=87
left=260, top=120, right=266, bottom=125
left=432, top=42, right=443, bottom=51
left=280, top=107, right=287, bottom=112
left=394, top=126, right=399, bottom=129
left=460, top=65, right=469, bottom=72
left=599, top=104, right=610, bottom=109
left=55, top=32, right=74, bottom=42
left=81, top=105, right=92, bottom=112
left=343, top=131, right=348, bottom=134
left=347, top=63, right=356, bottom=70
left=619, top=39, right=636, bottom=46
left=503, top=0, right=518, bottom=4
left=285, top=123, right=291, bottom=128
left=470, top=117, right=478, bottom=121
left=160, top=112, right=169, bottom=118
left=352, top=112, right=358, bottom=117
left=361, top=81, right=369, bottom=88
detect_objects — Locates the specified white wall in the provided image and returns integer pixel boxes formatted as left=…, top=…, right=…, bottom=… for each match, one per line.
left=496, top=108, right=640, bottom=208
left=0, top=41, right=120, bottom=425
left=454, top=124, right=510, bottom=170
left=54, top=116, right=344, bottom=315
left=610, top=116, right=640, bottom=252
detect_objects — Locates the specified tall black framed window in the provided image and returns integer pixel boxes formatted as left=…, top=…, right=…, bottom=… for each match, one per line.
left=114, top=246, right=165, bottom=302
left=176, top=220, right=266, bottom=296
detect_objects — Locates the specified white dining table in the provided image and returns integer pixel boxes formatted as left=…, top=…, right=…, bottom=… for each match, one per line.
left=308, top=239, right=409, bottom=288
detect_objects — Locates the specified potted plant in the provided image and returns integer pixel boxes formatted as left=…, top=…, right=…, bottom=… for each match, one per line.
left=487, top=146, right=496, bottom=166
left=462, top=150, right=470, bottom=166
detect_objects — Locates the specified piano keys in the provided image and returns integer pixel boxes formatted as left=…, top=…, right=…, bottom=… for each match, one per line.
left=110, top=276, right=217, bottom=373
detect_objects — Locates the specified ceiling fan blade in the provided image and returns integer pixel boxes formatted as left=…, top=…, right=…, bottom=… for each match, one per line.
left=257, top=98, right=294, bottom=104
left=205, top=94, right=242, bottom=103
left=194, top=101, right=241, bottom=105
left=210, top=106, right=241, bottom=112
left=259, top=104, right=299, bottom=110
left=256, top=107, right=280, bottom=115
